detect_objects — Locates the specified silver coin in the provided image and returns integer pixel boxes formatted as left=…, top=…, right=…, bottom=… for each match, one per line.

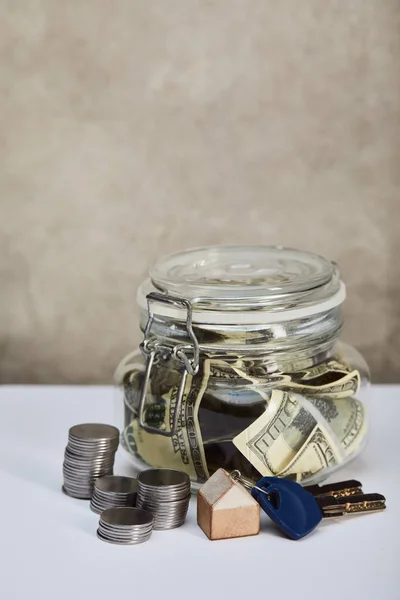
left=67, top=437, right=118, bottom=446
left=137, top=479, right=189, bottom=489
left=63, top=459, right=115, bottom=468
left=138, top=490, right=189, bottom=500
left=66, top=446, right=118, bottom=457
left=98, top=522, right=153, bottom=536
left=62, top=423, right=121, bottom=502
left=63, top=471, right=112, bottom=482
left=137, top=495, right=190, bottom=507
left=63, top=480, right=97, bottom=490
left=63, top=458, right=114, bottom=468
left=91, top=499, right=136, bottom=510
left=63, top=478, right=97, bottom=487
left=92, top=491, right=137, bottom=502
left=98, top=526, right=153, bottom=538
left=63, top=467, right=113, bottom=478
left=61, top=485, right=89, bottom=499
left=137, top=484, right=190, bottom=495
left=94, top=476, right=137, bottom=495
left=64, top=451, right=115, bottom=464
left=93, top=488, right=136, bottom=508
left=64, top=450, right=115, bottom=461
left=66, top=450, right=116, bottom=461
left=152, top=510, right=189, bottom=520
left=69, top=423, right=120, bottom=442
left=90, top=476, right=138, bottom=514
left=90, top=498, right=136, bottom=514
left=98, top=522, right=153, bottom=535
left=137, top=469, right=190, bottom=488
left=100, top=507, right=154, bottom=528
left=67, top=436, right=119, bottom=446
left=153, top=508, right=188, bottom=516
left=93, top=494, right=136, bottom=504
left=91, top=495, right=134, bottom=505
left=67, top=439, right=118, bottom=447
left=63, top=488, right=93, bottom=499
left=153, top=521, right=186, bottom=531
left=63, top=462, right=114, bottom=471
left=137, top=492, right=190, bottom=503
left=96, top=530, right=152, bottom=545
left=97, top=531, right=153, bottom=543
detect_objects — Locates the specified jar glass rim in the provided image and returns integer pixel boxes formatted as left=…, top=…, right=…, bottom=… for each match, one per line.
left=138, top=245, right=345, bottom=325
left=150, top=245, right=336, bottom=300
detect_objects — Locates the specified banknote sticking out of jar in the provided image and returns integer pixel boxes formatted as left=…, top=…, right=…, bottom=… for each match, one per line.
left=115, top=245, right=370, bottom=488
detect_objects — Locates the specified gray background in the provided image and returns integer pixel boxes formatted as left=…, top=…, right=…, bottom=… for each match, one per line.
left=1, top=1, right=399, bottom=384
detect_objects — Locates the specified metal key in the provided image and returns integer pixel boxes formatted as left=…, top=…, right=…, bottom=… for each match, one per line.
left=230, top=471, right=386, bottom=540
left=318, top=493, right=386, bottom=517
left=304, top=479, right=363, bottom=499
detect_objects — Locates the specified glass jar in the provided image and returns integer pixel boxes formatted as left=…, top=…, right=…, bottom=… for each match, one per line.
left=115, top=245, right=370, bottom=488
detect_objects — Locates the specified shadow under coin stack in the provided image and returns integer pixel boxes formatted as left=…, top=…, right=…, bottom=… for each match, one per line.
left=90, top=475, right=137, bottom=514
left=62, top=424, right=119, bottom=499
left=137, top=469, right=191, bottom=530
left=97, top=507, right=154, bottom=545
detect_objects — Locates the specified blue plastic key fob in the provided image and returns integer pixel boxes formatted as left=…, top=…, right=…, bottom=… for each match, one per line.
left=251, top=476, right=322, bottom=540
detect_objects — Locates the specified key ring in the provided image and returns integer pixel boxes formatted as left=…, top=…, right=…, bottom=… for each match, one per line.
left=230, top=470, right=271, bottom=498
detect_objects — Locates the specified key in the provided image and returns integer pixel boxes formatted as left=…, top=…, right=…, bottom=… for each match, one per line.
left=304, top=479, right=363, bottom=499
left=318, top=493, right=386, bottom=517
left=230, top=471, right=386, bottom=541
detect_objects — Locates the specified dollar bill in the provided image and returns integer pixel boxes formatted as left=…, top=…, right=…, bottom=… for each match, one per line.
left=127, top=359, right=211, bottom=483
left=291, top=359, right=351, bottom=381
left=277, top=423, right=340, bottom=480
left=232, top=389, right=366, bottom=480
left=232, top=390, right=313, bottom=475
left=305, top=395, right=367, bottom=456
left=280, top=370, right=360, bottom=399
left=120, top=355, right=366, bottom=484
left=209, top=359, right=271, bottom=403
left=210, top=357, right=360, bottom=400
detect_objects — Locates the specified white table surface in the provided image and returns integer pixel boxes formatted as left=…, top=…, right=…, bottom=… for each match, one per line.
left=0, top=385, right=398, bottom=600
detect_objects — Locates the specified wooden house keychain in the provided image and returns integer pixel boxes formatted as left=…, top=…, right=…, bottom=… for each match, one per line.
left=197, top=469, right=386, bottom=541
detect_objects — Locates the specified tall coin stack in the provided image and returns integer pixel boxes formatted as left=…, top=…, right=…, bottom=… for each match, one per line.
left=62, top=423, right=120, bottom=499
left=137, top=469, right=191, bottom=530
left=97, top=507, right=154, bottom=545
left=90, top=475, right=137, bottom=514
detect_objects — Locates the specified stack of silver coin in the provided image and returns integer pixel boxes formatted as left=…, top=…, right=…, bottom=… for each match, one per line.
left=62, top=423, right=119, bottom=499
left=97, top=507, right=154, bottom=545
left=137, top=469, right=191, bottom=530
left=90, top=475, right=137, bottom=514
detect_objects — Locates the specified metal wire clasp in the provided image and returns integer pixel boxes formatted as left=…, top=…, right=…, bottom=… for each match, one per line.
left=230, top=470, right=271, bottom=498
left=138, top=292, right=200, bottom=437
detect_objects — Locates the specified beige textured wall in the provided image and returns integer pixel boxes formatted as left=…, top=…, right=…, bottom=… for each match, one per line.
left=1, top=1, right=399, bottom=384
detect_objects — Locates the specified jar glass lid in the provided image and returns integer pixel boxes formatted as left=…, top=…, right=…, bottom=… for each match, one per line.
left=138, top=245, right=345, bottom=324
left=150, top=245, right=334, bottom=298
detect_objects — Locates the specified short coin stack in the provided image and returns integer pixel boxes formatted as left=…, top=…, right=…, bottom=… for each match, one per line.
left=97, top=507, right=154, bottom=545
left=62, top=423, right=119, bottom=499
left=90, top=475, right=137, bottom=514
left=137, top=469, right=191, bottom=530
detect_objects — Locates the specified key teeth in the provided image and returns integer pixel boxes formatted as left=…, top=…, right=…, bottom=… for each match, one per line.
left=320, top=493, right=386, bottom=517
left=304, top=479, right=363, bottom=499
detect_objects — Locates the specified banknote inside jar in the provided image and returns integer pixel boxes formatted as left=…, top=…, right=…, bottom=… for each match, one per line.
left=119, top=343, right=369, bottom=486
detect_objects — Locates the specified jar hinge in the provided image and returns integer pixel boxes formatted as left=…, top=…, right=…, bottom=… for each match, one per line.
left=138, top=292, right=200, bottom=437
